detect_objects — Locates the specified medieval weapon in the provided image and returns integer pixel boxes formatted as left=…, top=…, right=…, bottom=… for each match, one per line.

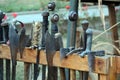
left=1, top=21, right=11, bottom=80
left=45, top=13, right=60, bottom=80
left=41, top=11, right=49, bottom=80
left=60, top=11, right=78, bottom=80
left=0, top=10, right=5, bottom=80
left=30, top=21, right=42, bottom=80
left=48, top=2, right=56, bottom=11
left=30, top=11, right=49, bottom=80
left=65, top=0, right=79, bottom=79
left=32, top=22, right=42, bottom=80
left=45, top=31, right=56, bottom=80
left=9, top=20, right=26, bottom=80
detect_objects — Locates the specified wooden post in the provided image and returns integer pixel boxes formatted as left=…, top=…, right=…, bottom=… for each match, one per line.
left=99, top=56, right=117, bottom=80
left=0, top=59, right=3, bottom=80
left=76, top=31, right=80, bottom=48
left=70, top=69, right=76, bottom=80
left=99, top=74, right=109, bottom=80
left=66, top=0, right=79, bottom=79
left=6, top=59, right=10, bottom=80
left=60, top=68, right=65, bottom=80
left=24, top=62, right=31, bottom=80
left=108, top=4, right=119, bottom=55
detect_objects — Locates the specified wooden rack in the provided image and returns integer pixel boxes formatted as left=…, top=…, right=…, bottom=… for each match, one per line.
left=1, top=45, right=120, bottom=80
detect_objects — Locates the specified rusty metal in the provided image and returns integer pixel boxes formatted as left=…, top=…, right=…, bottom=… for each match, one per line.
left=41, top=11, right=49, bottom=80
left=48, top=2, right=56, bottom=11
left=0, top=11, right=6, bottom=80
left=46, top=13, right=61, bottom=80
left=9, top=20, right=26, bottom=80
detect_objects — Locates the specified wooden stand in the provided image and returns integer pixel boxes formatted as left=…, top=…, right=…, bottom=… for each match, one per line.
left=1, top=45, right=120, bottom=80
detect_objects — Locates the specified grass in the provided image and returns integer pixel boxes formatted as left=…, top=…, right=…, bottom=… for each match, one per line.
left=0, top=0, right=41, bottom=12
left=0, top=0, right=69, bottom=12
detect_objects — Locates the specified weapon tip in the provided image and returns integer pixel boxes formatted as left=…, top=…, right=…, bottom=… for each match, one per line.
left=81, top=20, right=89, bottom=24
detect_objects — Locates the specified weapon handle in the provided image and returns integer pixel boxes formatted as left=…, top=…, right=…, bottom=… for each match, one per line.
left=80, top=29, right=93, bottom=57
left=14, top=20, right=24, bottom=27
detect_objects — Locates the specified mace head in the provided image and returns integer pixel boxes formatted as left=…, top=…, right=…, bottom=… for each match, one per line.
left=81, top=20, right=89, bottom=31
left=48, top=2, right=56, bottom=11
left=51, top=14, right=59, bottom=23
left=69, top=11, right=78, bottom=21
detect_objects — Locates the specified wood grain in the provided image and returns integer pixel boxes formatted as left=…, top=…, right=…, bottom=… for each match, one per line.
left=108, top=4, right=119, bottom=55
left=0, top=45, right=110, bottom=74
left=116, top=56, right=120, bottom=73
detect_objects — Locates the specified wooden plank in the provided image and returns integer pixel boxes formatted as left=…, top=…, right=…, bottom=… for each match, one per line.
left=24, top=62, right=31, bottom=80
left=116, top=56, right=120, bottom=73
left=59, top=68, right=66, bottom=80
left=70, top=70, right=76, bottom=80
left=108, top=4, right=119, bottom=55
left=99, top=56, right=117, bottom=80
left=76, top=31, right=80, bottom=48
left=99, top=74, right=109, bottom=80
left=108, top=56, right=117, bottom=80
left=0, top=45, right=110, bottom=74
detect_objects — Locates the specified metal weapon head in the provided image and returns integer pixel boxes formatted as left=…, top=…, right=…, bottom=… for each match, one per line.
left=51, top=14, right=59, bottom=23
left=81, top=20, right=89, bottom=31
left=69, top=11, right=78, bottom=21
left=48, top=2, right=56, bottom=11
left=42, top=11, right=49, bottom=17
left=13, top=20, right=24, bottom=28
left=0, top=10, right=5, bottom=20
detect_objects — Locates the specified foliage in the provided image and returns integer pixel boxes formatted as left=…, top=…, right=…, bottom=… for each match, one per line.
left=0, top=0, right=69, bottom=12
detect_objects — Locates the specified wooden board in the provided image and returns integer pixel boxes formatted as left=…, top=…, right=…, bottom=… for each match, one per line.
left=99, top=56, right=117, bottom=80
left=116, top=56, right=120, bottom=73
left=108, top=4, right=119, bottom=55
left=0, top=45, right=110, bottom=74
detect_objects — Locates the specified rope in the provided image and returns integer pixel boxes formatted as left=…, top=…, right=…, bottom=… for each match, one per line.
left=98, top=0, right=107, bottom=37
left=93, top=22, right=120, bottom=41
left=79, top=0, right=82, bottom=12
left=92, top=42, right=120, bottom=55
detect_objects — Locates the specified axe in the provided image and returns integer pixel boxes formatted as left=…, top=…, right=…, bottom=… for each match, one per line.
left=9, top=20, right=26, bottom=80
left=1, top=21, right=11, bottom=80
left=30, top=11, right=49, bottom=80
left=0, top=11, right=5, bottom=80
left=45, top=13, right=60, bottom=80
left=41, top=11, right=49, bottom=80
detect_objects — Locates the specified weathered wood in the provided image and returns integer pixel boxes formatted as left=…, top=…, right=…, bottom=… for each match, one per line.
left=116, top=56, right=120, bottom=73
left=0, top=45, right=110, bottom=74
left=78, top=71, right=83, bottom=80
left=59, top=68, right=65, bottom=80
left=108, top=56, right=117, bottom=80
left=108, top=4, right=119, bottom=55
left=76, top=31, right=80, bottom=48
left=99, top=74, right=109, bottom=80
left=99, top=56, right=117, bottom=80
left=70, top=70, right=76, bottom=80
left=6, top=59, right=10, bottom=80
left=0, top=59, right=3, bottom=80
left=24, top=62, right=31, bottom=80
